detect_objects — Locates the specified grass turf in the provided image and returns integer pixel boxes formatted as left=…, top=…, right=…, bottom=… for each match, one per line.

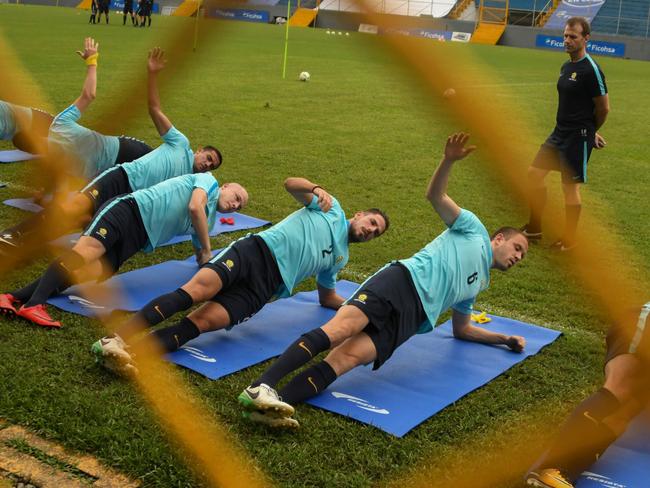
left=1, top=4, right=650, bottom=487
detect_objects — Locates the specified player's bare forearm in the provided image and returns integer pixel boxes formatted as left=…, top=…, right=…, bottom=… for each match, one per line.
left=284, top=177, right=332, bottom=212
left=73, top=38, right=99, bottom=113
left=426, top=158, right=461, bottom=227
left=147, top=73, right=172, bottom=136
left=317, top=285, right=345, bottom=310
left=189, top=190, right=210, bottom=253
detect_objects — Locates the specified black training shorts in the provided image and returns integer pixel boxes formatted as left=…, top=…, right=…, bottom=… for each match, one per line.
left=83, top=196, right=148, bottom=274
left=203, top=235, right=283, bottom=326
left=346, top=263, right=427, bottom=370
left=82, top=166, right=132, bottom=214
left=532, top=127, right=595, bottom=184
left=116, top=136, right=151, bottom=165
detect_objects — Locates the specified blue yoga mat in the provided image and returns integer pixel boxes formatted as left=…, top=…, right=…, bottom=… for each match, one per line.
left=166, top=281, right=360, bottom=380
left=2, top=197, right=270, bottom=248
left=0, top=150, right=37, bottom=163
left=305, top=314, right=561, bottom=436
left=165, top=280, right=561, bottom=436
left=47, top=250, right=223, bottom=316
left=576, top=408, right=650, bottom=488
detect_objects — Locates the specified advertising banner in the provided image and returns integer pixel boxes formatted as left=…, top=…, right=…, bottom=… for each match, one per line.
left=535, top=34, right=626, bottom=57
left=208, top=8, right=269, bottom=23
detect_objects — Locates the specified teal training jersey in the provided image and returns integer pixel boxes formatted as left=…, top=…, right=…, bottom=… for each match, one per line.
left=122, top=126, right=194, bottom=191
left=258, top=195, right=349, bottom=298
left=48, top=105, right=120, bottom=179
left=131, top=172, right=219, bottom=252
left=0, top=101, right=31, bottom=140
left=399, top=209, right=492, bottom=334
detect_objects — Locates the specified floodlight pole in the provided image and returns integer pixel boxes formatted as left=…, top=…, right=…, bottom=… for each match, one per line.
left=282, top=0, right=291, bottom=79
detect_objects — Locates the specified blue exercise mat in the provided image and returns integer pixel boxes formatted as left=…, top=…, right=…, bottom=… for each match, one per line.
left=0, top=150, right=37, bottom=163
left=47, top=250, right=223, bottom=317
left=166, top=281, right=360, bottom=380
left=305, top=314, right=561, bottom=436
left=576, top=408, right=650, bottom=488
left=2, top=197, right=270, bottom=248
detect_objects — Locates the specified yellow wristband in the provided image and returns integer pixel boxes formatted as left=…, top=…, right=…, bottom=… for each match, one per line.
left=85, top=53, right=99, bottom=66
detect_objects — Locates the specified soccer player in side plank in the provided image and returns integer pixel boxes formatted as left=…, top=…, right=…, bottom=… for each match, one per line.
left=238, top=133, right=529, bottom=428
left=526, top=303, right=650, bottom=488
left=90, top=177, right=389, bottom=376
left=521, top=17, right=609, bottom=251
left=0, top=45, right=222, bottom=254
left=0, top=174, right=248, bottom=327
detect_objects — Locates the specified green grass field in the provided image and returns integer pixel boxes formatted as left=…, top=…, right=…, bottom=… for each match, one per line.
left=1, top=4, right=650, bottom=487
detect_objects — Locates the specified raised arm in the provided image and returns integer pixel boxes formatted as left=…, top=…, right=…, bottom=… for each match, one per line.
left=425, top=133, right=476, bottom=227
left=188, top=188, right=211, bottom=265
left=283, top=177, right=332, bottom=212
left=593, top=94, right=609, bottom=149
left=147, top=47, right=173, bottom=137
left=73, top=37, right=99, bottom=114
left=451, top=309, right=525, bottom=352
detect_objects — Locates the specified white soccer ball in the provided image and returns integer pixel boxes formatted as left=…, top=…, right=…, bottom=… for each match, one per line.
left=299, top=71, right=311, bottom=82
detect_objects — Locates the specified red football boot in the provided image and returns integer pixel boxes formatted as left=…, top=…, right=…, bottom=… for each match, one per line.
left=16, top=304, right=62, bottom=328
left=0, top=293, right=19, bottom=316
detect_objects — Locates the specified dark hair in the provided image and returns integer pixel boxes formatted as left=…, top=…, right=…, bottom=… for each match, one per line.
left=364, top=208, right=390, bottom=233
left=490, top=226, right=527, bottom=242
left=202, top=145, right=223, bottom=169
left=566, top=16, right=591, bottom=37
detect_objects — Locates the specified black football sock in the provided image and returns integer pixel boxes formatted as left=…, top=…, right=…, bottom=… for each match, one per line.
left=278, top=360, right=337, bottom=405
left=563, top=204, right=582, bottom=245
left=538, top=388, right=620, bottom=481
left=10, top=278, right=42, bottom=303
left=23, top=250, right=84, bottom=307
left=527, top=187, right=547, bottom=233
left=117, top=288, right=194, bottom=341
left=123, top=14, right=126, bottom=25
left=150, top=317, right=200, bottom=353
left=252, top=328, right=331, bottom=388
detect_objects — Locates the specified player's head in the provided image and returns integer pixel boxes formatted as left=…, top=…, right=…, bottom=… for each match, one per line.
left=218, top=182, right=248, bottom=213
left=564, top=17, right=590, bottom=54
left=193, top=145, right=223, bottom=173
left=490, top=227, right=528, bottom=271
left=348, top=208, right=389, bottom=243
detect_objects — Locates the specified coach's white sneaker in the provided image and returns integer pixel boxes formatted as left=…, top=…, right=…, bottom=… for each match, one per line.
left=242, top=410, right=299, bottom=429
left=238, top=383, right=295, bottom=417
left=91, top=335, right=137, bottom=376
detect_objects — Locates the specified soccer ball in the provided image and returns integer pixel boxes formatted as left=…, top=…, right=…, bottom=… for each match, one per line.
left=299, top=71, right=310, bottom=82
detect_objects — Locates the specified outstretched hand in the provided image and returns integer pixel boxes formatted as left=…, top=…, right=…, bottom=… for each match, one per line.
left=444, top=132, right=476, bottom=162
left=148, top=47, right=166, bottom=73
left=76, top=37, right=98, bottom=60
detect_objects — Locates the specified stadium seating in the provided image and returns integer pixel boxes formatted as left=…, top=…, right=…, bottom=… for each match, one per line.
left=592, top=0, right=650, bottom=37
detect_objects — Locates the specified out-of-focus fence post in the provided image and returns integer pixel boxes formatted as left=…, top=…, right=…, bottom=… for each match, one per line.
left=615, top=0, right=623, bottom=34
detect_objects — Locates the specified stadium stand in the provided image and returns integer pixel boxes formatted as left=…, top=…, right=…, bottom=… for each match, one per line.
left=592, top=0, right=650, bottom=37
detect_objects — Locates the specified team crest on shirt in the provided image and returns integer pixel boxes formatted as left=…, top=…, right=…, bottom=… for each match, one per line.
left=354, top=293, right=368, bottom=304
left=223, top=259, right=235, bottom=271
left=336, top=255, right=344, bottom=264
left=97, top=227, right=108, bottom=238
left=570, top=72, right=577, bottom=81
left=90, top=189, right=99, bottom=198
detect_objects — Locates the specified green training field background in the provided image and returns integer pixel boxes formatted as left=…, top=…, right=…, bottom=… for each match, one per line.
left=1, top=4, right=649, bottom=486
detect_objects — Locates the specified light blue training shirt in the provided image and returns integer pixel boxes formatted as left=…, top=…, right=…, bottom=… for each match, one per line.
left=121, top=125, right=194, bottom=191
left=0, top=101, right=32, bottom=140
left=258, top=195, right=349, bottom=298
left=48, top=104, right=120, bottom=179
left=131, top=172, right=219, bottom=252
left=400, top=209, right=492, bottom=334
